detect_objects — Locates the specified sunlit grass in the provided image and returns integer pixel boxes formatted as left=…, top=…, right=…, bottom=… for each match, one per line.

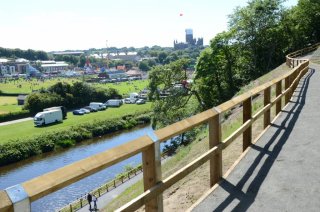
left=0, top=103, right=151, bottom=143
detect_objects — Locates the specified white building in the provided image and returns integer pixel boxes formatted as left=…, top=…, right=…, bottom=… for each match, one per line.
left=40, top=61, right=69, bottom=73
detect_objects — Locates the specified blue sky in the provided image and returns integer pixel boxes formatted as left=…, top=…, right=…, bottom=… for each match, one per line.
left=0, top=0, right=298, bottom=51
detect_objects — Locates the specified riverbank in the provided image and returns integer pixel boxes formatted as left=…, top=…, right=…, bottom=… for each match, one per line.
left=0, top=125, right=155, bottom=212
left=0, top=104, right=152, bottom=166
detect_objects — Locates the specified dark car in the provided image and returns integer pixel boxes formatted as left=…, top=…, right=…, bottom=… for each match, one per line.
left=84, top=106, right=98, bottom=112
left=73, top=109, right=84, bottom=115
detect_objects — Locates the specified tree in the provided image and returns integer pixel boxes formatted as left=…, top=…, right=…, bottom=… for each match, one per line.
left=138, top=61, right=150, bottom=72
left=149, top=59, right=202, bottom=129
left=195, top=31, right=239, bottom=108
left=158, top=52, right=168, bottom=64
left=292, top=0, right=320, bottom=45
left=229, top=0, right=285, bottom=77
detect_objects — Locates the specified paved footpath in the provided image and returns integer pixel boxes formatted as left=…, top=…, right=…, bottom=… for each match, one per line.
left=77, top=172, right=143, bottom=212
left=193, top=63, right=320, bottom=211
left=0, top=117, right=32, bottom=126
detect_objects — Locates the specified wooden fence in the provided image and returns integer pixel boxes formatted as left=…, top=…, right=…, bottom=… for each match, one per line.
left=0, top=45, right=316, bottom=212
left=286, top=42, right=320, bottom=67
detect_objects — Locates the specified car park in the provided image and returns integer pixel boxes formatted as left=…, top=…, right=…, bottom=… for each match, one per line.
left=73, top=110, right=85, bottom=115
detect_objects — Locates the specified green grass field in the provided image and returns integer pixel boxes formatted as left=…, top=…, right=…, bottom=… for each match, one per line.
left=0, top=78, right=81, bottom=94
left=0, top=103, right=151, bottom=143
left=94, top=80, right=149, bottom=96
left=0, top=96, right=23, bottom=114
left=0, top=78, right=149, bottom=95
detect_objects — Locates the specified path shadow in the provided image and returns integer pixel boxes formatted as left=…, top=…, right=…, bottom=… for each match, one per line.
left=210, top=69, right=315, bottom=212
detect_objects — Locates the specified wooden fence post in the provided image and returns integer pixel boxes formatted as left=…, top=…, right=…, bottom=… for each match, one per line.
left=243, top=98, right=252, bottom=151
left=276, top=81, right=282, bottom=115
left=142, top=140, right=162, bottom=212
left=264, top=87, right=271, bottom=129
left=209, top=111, right=222, bottom=187
left=285, top=77, right=290, bottom=104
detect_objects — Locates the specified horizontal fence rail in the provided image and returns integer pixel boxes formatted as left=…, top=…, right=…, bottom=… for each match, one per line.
left=0, top=44, right=317, bottom=212
left=286, top=42, right=320, bottom=68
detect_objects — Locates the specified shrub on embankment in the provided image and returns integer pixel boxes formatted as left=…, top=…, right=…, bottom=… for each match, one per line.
left=0, top=110, right=30, bottom=122
left=0, top=112, right=151, bottom=166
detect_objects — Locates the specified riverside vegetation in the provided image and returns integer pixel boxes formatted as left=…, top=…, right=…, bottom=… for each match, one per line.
left=0, top=110, right=151, bottom=166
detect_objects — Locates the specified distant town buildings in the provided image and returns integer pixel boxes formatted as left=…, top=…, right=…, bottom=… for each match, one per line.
left=174, top=29, right=203, bottom=50
left=53, top=51, right=84, bottom=56
left=91, top=52, right=141, bottom=62
left=0, top=58, right=70, bottom=77
left=40, top=61, right=69, bottom=73
left=0, top=58, right=29, bottom=76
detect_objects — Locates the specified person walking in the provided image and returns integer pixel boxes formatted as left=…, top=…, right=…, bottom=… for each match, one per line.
left=87, top=193, right=93, bottom=211
left=93, top=195, right=98, bottom=211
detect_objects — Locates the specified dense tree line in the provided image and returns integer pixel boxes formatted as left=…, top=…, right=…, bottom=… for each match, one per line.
left=149, top=0, right=320, bottom=129
left=24, top=82, right=121, bottom=114
left=0, top=47, right=49, bottom=60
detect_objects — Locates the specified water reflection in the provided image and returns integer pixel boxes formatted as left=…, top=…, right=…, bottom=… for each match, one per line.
left=0, top=125, right=153, bottom=211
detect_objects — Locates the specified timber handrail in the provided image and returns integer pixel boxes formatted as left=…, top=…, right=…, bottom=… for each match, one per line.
left=0, top=44, right=316, bottom=212
left=117, top=61, right=310, bottom=211
left=286, top=42, right=320, bottom=68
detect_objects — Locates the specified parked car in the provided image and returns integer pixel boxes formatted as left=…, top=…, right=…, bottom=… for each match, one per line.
left=84, top=106, right=98, bottom=112
left=124, top=98, right=131, bottom=104
left=89, top=102, right=106, bottom=111
left=73, top=110, right=84, bottom=115
left=136, top=99, right=146, bottom=104
left=79, top=108, right=90, bottom=114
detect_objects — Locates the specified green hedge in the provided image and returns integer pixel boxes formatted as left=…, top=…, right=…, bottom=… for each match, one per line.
left=0, top=112, right=151, bottom=166
left=0, top=110, right=30, bottom=123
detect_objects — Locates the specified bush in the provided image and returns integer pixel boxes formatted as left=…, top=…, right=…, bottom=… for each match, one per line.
left=0, top=111, right=152, bottom=166
left=56, top=139, right=76, bottom=148
left=0, top=110, right=30, bottom=123
left=24, top=82, right=123, bottom=114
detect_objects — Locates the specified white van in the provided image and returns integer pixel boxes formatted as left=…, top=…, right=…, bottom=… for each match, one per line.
left=105, top=99, right=123, bottom=107
left=129, top=93, right=139, bottom=103
left=34, top=109, right=63, bottom=126
left=89, top=102, right=106, bottom=111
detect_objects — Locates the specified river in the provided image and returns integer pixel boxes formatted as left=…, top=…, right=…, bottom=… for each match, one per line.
left=0, top=125, right=158, bottom=211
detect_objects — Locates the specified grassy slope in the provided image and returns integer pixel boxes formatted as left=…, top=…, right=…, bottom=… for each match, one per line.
left=0, top=103, right=151, bottom=144
left=0, top=96, right=22, bottom=114
left=0, top=78, right=149, bottom=95
left=0, top=78, right=80, bottom=94
left=95, top=80, right=149, bottom=96
left=102, top=62, right=293, bottom=211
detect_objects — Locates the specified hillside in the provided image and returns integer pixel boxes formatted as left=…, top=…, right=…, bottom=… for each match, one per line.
left=103, top=61, right=292, bottom=211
